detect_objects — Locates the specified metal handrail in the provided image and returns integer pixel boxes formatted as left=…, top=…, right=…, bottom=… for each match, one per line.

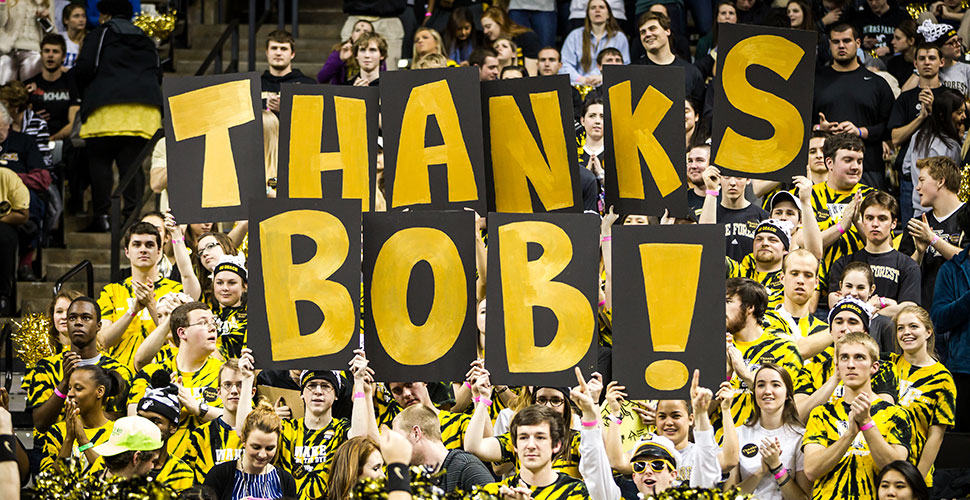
left=109, top=129, right=165, bottom=283
left=249, top=0, right=299, bottom=71
left=52, top=259, right=95, bottom=298
left=195, top=18, right=240, bottom=75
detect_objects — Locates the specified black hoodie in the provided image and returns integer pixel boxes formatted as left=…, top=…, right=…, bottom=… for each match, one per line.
left=259, top=68, right=316, bottom=95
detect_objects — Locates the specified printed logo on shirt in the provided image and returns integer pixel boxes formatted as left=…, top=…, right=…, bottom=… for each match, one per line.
left=742, top=443, right=759, bottom=458
left=215, top=447, right=243, bottom=463
left=1, top=153, right=18, bottom=162
left=870, top=265, right=900, bottom=283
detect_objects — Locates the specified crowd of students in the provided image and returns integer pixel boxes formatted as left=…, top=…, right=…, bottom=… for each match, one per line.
left=0, top=0, right=969, bottom=500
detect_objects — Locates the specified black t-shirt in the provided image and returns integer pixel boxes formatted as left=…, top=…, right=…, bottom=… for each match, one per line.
left=827, top=248, right=922, bottom=303
left=850, top=5, right=910, bottom=49
left=871, top=314, right=900, bottom=354
left=888, top=86, right=948, bottom=156
left=0, top=130, right=45, bottom=175
left=717, top=203, right=768, bottom=262
left=814, top=65, right=895, bottom=173
left=886, top=55, right=915, bottom=89
left=513, top=31, right=541, bottom=60
left=898, top=203, right=970, bottom=307
left=687, top=189, right=705, bottom=220
left=636, top=54, right=706, bottom=106
left=25, top=72, right=80, bottom=135
left=260, top=69, right=317, bottom=109
left=577, top=152, right=603, bottom=213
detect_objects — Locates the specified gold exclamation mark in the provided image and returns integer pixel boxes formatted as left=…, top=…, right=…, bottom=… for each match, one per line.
left=638, top=243, right=702, bottom=390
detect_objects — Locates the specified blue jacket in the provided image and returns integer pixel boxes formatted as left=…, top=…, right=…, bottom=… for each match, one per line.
left=931, top=246, right=970, bottom=374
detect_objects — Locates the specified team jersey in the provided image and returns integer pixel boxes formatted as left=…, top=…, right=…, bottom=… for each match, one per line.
left=153, top=343, right=178, bottom=366
left=714, top=331, right=802, bottom=442
left=598, top=307, right=613, bottom=348
left=482, top=472, right=589, bottom=500
left=152, top=456, right=195, bottom=492
left=438, top=409, right=471, bottom=450
left=495, top=430, right=582, bottom=479
left=215, top=304, right=247, bottom=359
left=728, top=254, right=784, bottom=309
left=23, top=352, right=133, bottom=420
left=803, top=398, right=911, bottom=500
left=763, top=306, right=829, bottom=344
left=97, top=277, right=183, bottom=368
left=873, top=353, right=956, bottom=486
left=810, top=182, right=876, bottom=291
left=794, top=346, right=895, bottom=401
left=39, top=419, right=114, bottom=473
left=129, top=355, right=224, bottom=458
left=278, top=417, right=350, bottom=500
left=184, top=416, right=242, bottom=482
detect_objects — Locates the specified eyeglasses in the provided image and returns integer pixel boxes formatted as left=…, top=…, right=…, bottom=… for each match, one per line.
left=304, top=382, right=335, bottom=393
left=199, top=242, right=220, bottom=254
left=632, top=459, right=672, bottom=473
left=536, top=396, right=564, bottom=407
left=947, top=37, right=964, bottom=47
left=189, top=317, right=217, bottom=328
left=220, top=381, right=242, bottom=391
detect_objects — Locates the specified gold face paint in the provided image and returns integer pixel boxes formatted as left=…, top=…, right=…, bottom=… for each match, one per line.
left=638, top=243, right=702, bottom=391
left=370, top=227, right=467, bottom=365
left=259, top=210, right=355, bottom=361
left=288, top=95, right=371, bottom=211
left=498, top=220, right=593, bottom=372
left=168, top=79, right=254, bottom=208
left=715, top=35, right=805, bottom=173
left=608, top=81, right=681, bottom=198
left=488, top=91, right=575, bottom=212
left=393, top=80, right=479, bottom=207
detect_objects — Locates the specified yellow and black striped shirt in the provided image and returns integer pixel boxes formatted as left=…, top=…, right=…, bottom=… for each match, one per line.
left=875, top=353, right=956, bottom=486
left=714, top=331, right=802, bottom=442
left=184, top=416, right=242, bottom=482
left=728, top=254, right=784, bottom=309
left=153, top=456, right=195, bottom=492
left=810, top=182, right=875, bottom=291
left=483, top=472, right=589, bottom=500
left=763, top=307, right=828, bottom=344
left=97, top=277, right=183, bottom=369
left=438, top=409, right=471, bottom=450
left=129, top=355, right=224, bottom=458
left=803, top=398, right=911, bottom=500
left=795, top=346, right=896, bottom=401
left=495, top=431, right=582, bottom=479
left=40, top=420, right=114, bottom=473
left=279, top=417, right=350, bottom=500
left=23, top=353, right=133, bottom=422
left=215, top=304, right=247, bottom=359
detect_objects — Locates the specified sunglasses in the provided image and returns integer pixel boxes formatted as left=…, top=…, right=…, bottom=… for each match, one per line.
left=632, top=459, right=672, bottom=473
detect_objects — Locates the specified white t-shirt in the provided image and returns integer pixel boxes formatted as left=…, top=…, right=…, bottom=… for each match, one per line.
left=63, top=36, right=79, bottom=69
left=736, top=423, right=806, bottom=500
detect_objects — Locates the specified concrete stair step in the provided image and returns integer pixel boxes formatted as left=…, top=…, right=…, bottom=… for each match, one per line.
left=46, top=263, right=112, bottom=283
left=45, top=248, right=111, bottom=266
left=16, top=281, right=109, bottom=300
left=65, top=231, right=111, bottom=249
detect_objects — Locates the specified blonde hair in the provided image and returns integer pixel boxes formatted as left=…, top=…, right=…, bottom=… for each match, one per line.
left=413, top=53, right=448, bottom=69
left=393, top=404, right=442, bottom=440
left=836, top=331, right=880, bottom=363
left=893, top=305, right=938, bottom=360
left=413, top=27, right=447, bottom=59
left=241, top=399, right=281, bottom=442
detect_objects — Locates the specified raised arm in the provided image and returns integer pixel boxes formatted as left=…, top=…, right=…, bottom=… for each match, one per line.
left=348, top=349, right=380, bottom=441
left=166, top=213, right=201, bottom=300
left=573, top=368, right=622, bottom=500
left=463, top=369, right=504, bottom=462
left=698, top=166, right=721, bottom=224
left=794, top=176, right=822, bottom=259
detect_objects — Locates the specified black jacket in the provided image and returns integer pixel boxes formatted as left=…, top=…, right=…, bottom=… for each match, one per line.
left=74, top=17, right=162, bottom=122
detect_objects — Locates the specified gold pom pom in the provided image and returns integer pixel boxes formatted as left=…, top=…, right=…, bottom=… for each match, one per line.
left=12, top=312, right=55, bottom=367
left=133, top=11, right=177, bottom=43
left=959, top=164, right=970, bottom=203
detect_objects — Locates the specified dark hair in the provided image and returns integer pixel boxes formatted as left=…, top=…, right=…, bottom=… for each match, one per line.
left=469, top=47, right=498, bottom=67
left=500, top=65, right=527, bottom=78
left=123, top=221, right=162, bottom=249
left=710, top=0, right=736, bottom=47
left=510, top=405, right=565, bottom=451
left=538, top=46, right=561, bottom=60
left=596, top=47, right=623, bottom=67
left=828, top=22, right=860, bottom=40
left=40, top=33, right=67, bottom=53
left=266, top=29, right=295, bottom=50
left=914, top=87, right=963, bottom=154
left=726, top=277, right=768, bottom=322
left=810, top=129, right=832, bottom=142
left=840, top=261, right=875, bottom=287
left=860, top=190, right=899, bottom=220
left=103, top=449, right=158, bottom=472
left=915, top=41, right=943, bottom=60
left=787, top=0, right=814, bottom=30
left=49, top=289, right=84, bottom=351
left=638, top=11, right=671, bottom=31
left=69, top=296, right=101, bottom=323
left=747, top=363, right=801, bottom=426
left=582, top=97, right=604, bottom=117
left=443, top=7, right=481, bottom=61
left=580, top=0, right=622, bottom=73
left=354, top=31, right=388, bottom=59
left=822, top=133, right=865, bottom=160
left=875, top=461, right=929, bottom=500
left=170, top=302, right=210, bottom=346
left=73, top=365, right=125, bottom=403
left=62, top=3, right=86, bottom=29
left=897, top=19, right=918, bottom=45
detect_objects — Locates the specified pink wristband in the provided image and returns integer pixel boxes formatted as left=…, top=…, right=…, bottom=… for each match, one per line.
left=859, top=420, right=876, bottom=432
left=172, top=237, right=184, bottom=244
left=463, top=381, right=472, bottom=390
left=130, top=309, right=138, bottom=318
left=601, top=235, right=612, bottom=242
left=53, top=387, right=66, bottom=399
left=838, top=223, right=846, bottom=235
left=474, top=396, right=492, bottom=406
left=353, top=391, right=366, bottom=400
left=930, top=235, right=940, bottom=246
left=706, top=189, right=719, bottom=197
left=773, top=467, right=787, bottom=480
left=581, top=420, right=598, bottom=428
left=597, top=300, right=606, bottom=307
